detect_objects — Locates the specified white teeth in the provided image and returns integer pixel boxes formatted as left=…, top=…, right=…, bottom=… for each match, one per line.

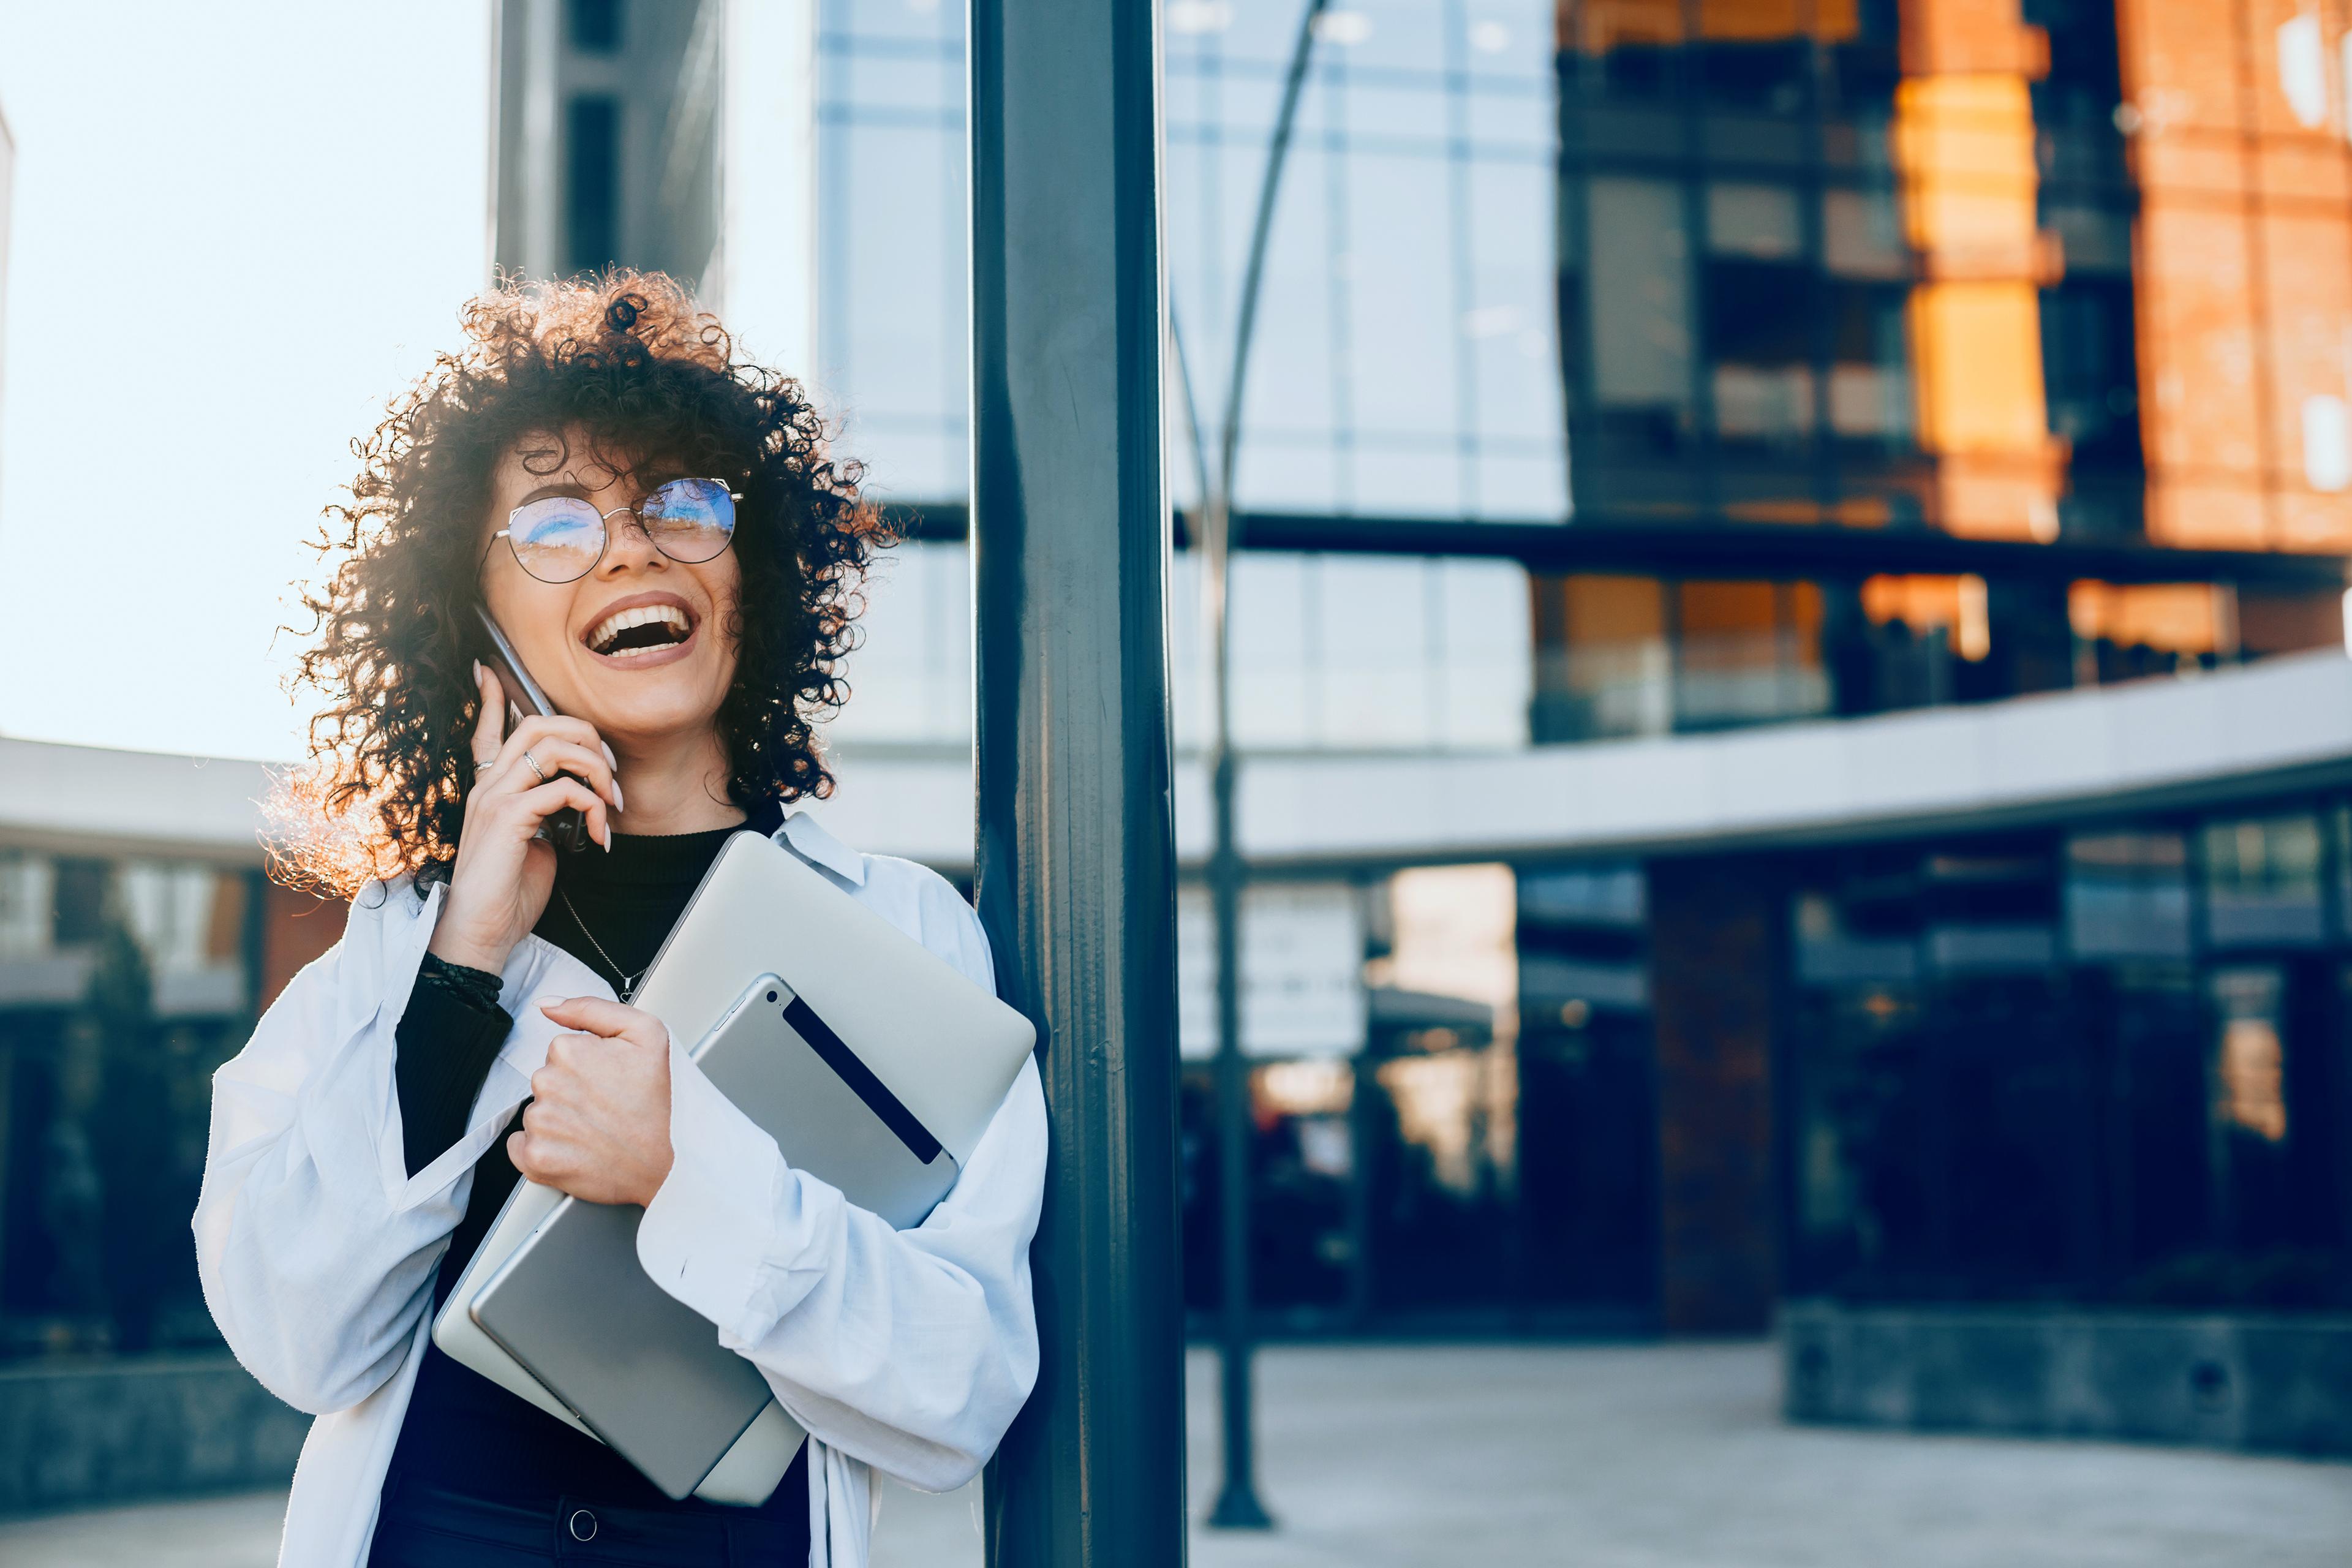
left=587, top=603, right=692, bottom=654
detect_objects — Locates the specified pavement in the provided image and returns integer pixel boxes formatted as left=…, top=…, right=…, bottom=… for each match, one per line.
left=4, top=1342, right=2348, bottom=1566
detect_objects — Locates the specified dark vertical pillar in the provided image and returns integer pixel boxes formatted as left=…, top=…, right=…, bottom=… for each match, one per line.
left=967, top=0, right=1185, bottom=1563
left=1648, top=855, right=1782, bottom=1332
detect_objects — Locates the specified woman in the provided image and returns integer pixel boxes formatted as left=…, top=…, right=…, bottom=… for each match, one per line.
left=193, top=273, right=1045, bottom=1568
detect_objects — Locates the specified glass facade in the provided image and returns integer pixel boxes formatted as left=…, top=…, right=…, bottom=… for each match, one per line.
left=1787, top=807, right=2352, bottom=1308
left=0, top=853, right=258, bottom=1359
left=1161, top=791, right=2352, bottom=1329
left=792, top=0, right=2352, bottom=1327
left=1177, top=861, right=1659, bottom=1330
left=813, top=0, right=2346, bottom=762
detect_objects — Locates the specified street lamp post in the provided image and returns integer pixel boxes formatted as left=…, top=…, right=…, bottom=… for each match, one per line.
left=968, top=0, right=1185, bottom=1564
left=1193, top=0, right=1328, bottom=1532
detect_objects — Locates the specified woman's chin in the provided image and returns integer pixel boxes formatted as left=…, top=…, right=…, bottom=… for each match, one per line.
left=569, top=663, right=728, bottom=740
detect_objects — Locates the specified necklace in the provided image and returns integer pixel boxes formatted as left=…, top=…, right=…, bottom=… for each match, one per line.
left=559, top=884, right=647, bottom=1003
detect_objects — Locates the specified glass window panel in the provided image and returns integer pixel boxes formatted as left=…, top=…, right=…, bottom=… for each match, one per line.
left=1466, top=80, right=1556, bottom=149
left=1459, top=0, right=1556, bottom=85
left=828, top=540, right=967, bottom=744
left=1342, top=151, right=1458, bottom=442
left=1163, top=0, right=1236, bottom=56
left=1822, top=186, right=1907, bottom=277
left=1201, top=56, right=1288, bottom=135
left=1436, top=559, right=1533, bottom=747
left=2338, top=802, right=2352, bottom=940
left=1473, top=447, right=1571, bottom=521
left=2203, top=813, right=2326, bottom=948
left=1320, top=0, right=1449, bottom=74
left=1586, top=177, right=1692, bottom=409
left=1317, top=556, right=1437, bottom=747
left=1340, top=78, right=1449, bottom=145
left=1221, top=0, right=1308, bottom=64
left=820, top=0, right=957, bottom=45
left=822, top=40, right=956, bottom=113
left=1466, top=160, right=1568, bottom=450
left=824, top=116, right=965, bottom=500
left=0, top=856, right=55, bottom=959
left=1229, top=554, right=1317, bottom=747
left=1708, top=183, right=1806, bottom=260
left=2065, top=831, right=2192, bottom=960
left=1234, top=432, right=1345, bottom=516
left=845, top=422, right=960, bottom=507
left=1351, top=442, right=1471, bottom=519
left=1232, top=147, right=1342, bottom=464
left=2045, top=200, right=2132, bottom=274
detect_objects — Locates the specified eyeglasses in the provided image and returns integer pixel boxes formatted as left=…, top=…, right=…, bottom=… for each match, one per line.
left=486, top=477, right=740, bottom=584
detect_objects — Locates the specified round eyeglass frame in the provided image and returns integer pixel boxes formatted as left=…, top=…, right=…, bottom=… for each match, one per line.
left=483, top=477, right=742, bottom=585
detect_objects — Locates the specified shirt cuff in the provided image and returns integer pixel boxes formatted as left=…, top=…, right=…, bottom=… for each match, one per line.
left=636, top=1040, right=807, bottom=1343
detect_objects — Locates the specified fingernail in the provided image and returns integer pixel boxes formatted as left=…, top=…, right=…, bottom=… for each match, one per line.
left=601, top=742, right=617, bottom=769
left=473, top=659, right=484, bottom=684
left=612, top=778, right=627, bottom=813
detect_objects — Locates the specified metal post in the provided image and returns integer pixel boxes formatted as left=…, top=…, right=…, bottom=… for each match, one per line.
left=1196, top=0, right=1325, bottom=1529
left=967, top=0, right=1185, bottom=1564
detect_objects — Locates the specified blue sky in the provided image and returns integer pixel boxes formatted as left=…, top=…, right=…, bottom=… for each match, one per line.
left=0, top=2, right=492, bottom=760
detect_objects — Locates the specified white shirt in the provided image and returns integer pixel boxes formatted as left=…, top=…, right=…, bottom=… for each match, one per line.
left=192, top=812, right=1046, bottom=1568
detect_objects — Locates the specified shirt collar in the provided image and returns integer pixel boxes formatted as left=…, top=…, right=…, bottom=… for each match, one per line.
left=778, top=809, right=867, bottom=886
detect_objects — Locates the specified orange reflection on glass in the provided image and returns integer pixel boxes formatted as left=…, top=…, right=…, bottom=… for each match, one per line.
left=2066, top=581, right=2233, bottom=656
left=1257, top=1058, right=1354, bottom=1120
left=1562, top=0, right=1861, bottom=51
left=1377, top=1051, right=1486, bottom=1197
left=1892, top=5, right=2064, bottom=541
left=2217, top=1016, right=2288, bottom=1143
left=1860, top=573, right=1991, bottom=660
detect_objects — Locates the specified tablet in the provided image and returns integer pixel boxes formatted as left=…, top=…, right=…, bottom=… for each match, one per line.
left=471, top=971, right=970, bottom=1500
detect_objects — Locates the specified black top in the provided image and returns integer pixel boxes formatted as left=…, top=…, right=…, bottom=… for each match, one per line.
left=383, top=797, right=807, bottom=1533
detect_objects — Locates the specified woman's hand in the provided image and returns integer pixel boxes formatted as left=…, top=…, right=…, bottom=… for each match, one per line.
left=510, top=996, right=675, bottom=1207
left=427, top=663, right=622, bottom=976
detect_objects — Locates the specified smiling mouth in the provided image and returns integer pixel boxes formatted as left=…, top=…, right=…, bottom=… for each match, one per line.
left=585, top=603, right=696, bottom=658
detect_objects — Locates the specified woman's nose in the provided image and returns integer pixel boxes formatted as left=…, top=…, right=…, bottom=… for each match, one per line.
left=598, top=511, right=664, bottom=573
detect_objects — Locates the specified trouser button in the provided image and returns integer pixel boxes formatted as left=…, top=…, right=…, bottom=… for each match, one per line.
left=568, top=1507, right=598, bottom=1542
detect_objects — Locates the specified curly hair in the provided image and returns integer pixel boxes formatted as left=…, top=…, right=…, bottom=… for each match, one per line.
left=270, top=270, right=889, bottom=899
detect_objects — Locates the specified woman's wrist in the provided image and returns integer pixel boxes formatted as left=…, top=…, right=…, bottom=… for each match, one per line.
left=426, top=925, right=511, bottom=976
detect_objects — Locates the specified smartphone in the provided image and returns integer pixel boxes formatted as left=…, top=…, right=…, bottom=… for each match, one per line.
left=475, top=606, right=594, bottom=854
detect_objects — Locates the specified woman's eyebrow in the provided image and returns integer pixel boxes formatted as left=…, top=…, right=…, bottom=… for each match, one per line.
left=514, top=483, right=590, bottom=507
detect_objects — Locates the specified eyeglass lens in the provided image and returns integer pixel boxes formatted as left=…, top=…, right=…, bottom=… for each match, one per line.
left=505, top=478, right=736, bottom=583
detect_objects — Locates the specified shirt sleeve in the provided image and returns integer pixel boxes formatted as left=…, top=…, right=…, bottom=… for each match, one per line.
left=393, top=953, right=513, bottom=1178
left=633, top=883, right=1045, bottom=1494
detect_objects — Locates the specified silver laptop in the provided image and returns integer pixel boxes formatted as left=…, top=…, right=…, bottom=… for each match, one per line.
left=467, top=972, right=963, bottom=1501
left=434, top=827, right=1036, bottom=1503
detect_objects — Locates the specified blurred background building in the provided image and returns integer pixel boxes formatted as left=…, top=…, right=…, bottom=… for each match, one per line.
left=796, top=0, right=2352, bottom=1339
left=6, top=0, right=2352, bottom=1507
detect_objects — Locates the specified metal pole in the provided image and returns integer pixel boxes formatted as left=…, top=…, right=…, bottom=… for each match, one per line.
left=1200, top=0, right=1325, bottom=1531
left=968, top=0, right=1185, bottom=1564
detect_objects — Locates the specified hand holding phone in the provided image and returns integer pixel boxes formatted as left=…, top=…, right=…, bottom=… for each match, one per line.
left=475, top=608, right=594, bottom=854
left=426, top=630, right=620, bottom=976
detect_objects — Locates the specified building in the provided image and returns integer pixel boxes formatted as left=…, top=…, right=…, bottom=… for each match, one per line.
left=802, top=0, right=2352, bottom=1335
left=0, top=743, right=341, bottom=1357
left=5, top=0, right=2352, bottom=1384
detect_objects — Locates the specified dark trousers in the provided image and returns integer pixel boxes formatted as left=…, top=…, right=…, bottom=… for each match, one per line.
left=368, top=1472, right=807, bottom=1567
